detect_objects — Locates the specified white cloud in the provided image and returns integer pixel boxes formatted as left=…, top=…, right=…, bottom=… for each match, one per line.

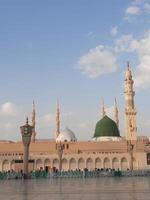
left=133, top=0, right=144, bottom=4
left=80, top=30, right=150, bottom=89
left=77, top=45, right=118, bottom=78
left=114, top=34, right=134, bottom=53
left=125, top=1, right=150, bottom=20
left=134, top=63, right=150, bottom=89
left=114, top=30, right=150, bottom=89
left=126, top=6, right=140, bottom=15
left=144, top=3, right=150, bottom=12
left=129, top=31, right=150, bottom=89
left=0, top=102, right=20, bottom=116
left=87, top=31, right=95, bottom=39
left=110, top=26, right=118, bottom=36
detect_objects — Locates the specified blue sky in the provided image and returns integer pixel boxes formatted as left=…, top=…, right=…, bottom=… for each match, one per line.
left=0, top=0, right=150, bottom=141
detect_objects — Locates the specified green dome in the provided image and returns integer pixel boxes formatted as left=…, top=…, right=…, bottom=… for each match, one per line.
left=94, top=115, right=120, bottom=138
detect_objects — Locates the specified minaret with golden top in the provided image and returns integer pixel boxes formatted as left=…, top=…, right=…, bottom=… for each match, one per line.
left=114, top=98, right=119, bottom=128
left=55, top=99, right=60, bottom=138
left=124, top=62, right=137, bottom=140
left=101, top=98, right=106, bottom=118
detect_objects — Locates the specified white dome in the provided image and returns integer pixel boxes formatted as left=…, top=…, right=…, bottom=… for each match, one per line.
left=56, top=128, right=77, bottom=142
left=91, top=136, right=123, bottom=142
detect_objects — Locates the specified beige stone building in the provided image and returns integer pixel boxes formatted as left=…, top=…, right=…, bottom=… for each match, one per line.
left=0, top=65, right=150, bottom=172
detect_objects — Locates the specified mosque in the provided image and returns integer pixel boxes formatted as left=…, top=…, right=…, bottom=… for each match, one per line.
left=0, top=64, right=150, bottom=172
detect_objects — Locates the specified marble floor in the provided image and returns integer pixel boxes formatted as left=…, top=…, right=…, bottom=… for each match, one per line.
left=0, top=177, right=150, bottom=200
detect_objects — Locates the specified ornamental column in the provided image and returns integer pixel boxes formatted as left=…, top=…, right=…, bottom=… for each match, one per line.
left=20, top=117, right=33, bottom=178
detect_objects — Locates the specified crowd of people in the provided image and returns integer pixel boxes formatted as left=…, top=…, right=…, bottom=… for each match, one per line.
left=0, top=168, right=150, bottom=180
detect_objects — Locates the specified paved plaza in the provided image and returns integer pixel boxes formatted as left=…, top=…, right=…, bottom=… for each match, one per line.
left=0, top=177, right=150, bottom=200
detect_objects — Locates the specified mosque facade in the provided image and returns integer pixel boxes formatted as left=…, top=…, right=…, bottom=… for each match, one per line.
left=0, top=65, right=150, bottom=172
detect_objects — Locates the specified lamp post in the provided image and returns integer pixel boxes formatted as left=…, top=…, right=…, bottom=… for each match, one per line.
left=128, top=141, right=134, bottom=171
left=56, top=142, right=64, bottom=171
left=20, top=117, right=33, bottom=178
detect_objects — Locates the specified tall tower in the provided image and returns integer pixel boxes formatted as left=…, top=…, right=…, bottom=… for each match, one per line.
left=31, top=101, right=36, bottom=142
left=101, top=98, right=106, bottom=118
left=55, top=99, right=60, bottom=138
left=114, top=98, right=119, bottom=128
left=124, top=62, right=137, bottom=140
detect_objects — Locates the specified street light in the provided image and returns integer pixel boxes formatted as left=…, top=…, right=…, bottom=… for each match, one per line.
left=20, top=117, right=33, bottom=178
left=127, top=141, right=134, bottom=171
left=56, top=142, right=64, bottom=171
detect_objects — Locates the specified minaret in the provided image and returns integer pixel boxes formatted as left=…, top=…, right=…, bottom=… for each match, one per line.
left=101, top=98, right=106, bottom=118
left=114, top=98, right=119, bottom=128
left=55, top=99, right=60, bottom=138
left=31, top=101, right=36, bottom=142
left=124, top=62, right=137, bottom=140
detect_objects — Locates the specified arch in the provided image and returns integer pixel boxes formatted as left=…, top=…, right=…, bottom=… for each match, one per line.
left=10, top=160, right=15, bottom=171
left=112, top=157, right=119, bottom=170
left=44, top=159, right=51, bottom=172
left=69, top=158, right=76, bottom=170
left=44, top=159, right=51, bottom=167
left=78, top=158, right=85, bottom=170
left=36, top=159, right=43, bottom=170
left=53, top=158, right=59, bottom=170
left=121, top=157, right=128, bottom=170
left=2, top=160, right=9, bottom=171
left=103, top=157, right=111, bottom=169
left=95, top=158, right=101, bottom=169
left=86, top=158, right=93, bottom=170
left=62, top=158, right=68, bottom=171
